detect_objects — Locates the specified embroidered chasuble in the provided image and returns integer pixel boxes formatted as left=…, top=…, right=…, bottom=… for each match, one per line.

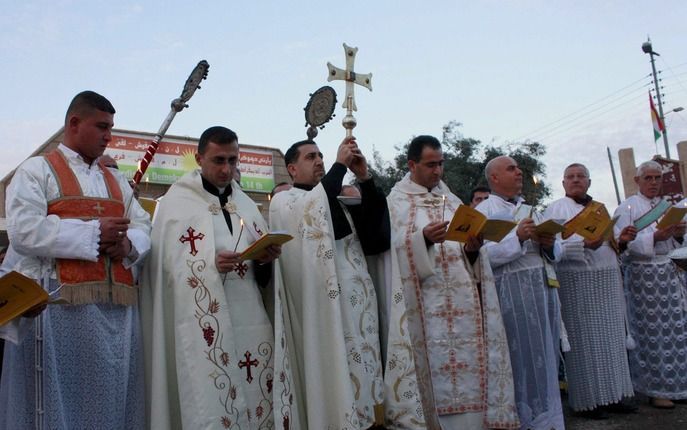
left=384, top=173, right=519, bottom=430
left=141, top=170, right=299, bottom=429
left=544, top=197, right=633, bottom=412
left=475, top=194, right=565, bottom=430
left=269, top=184, right=384, bottom=430
left=0, top=145, right=151, bottom=429
left=613, top=194, right=687, bottom=399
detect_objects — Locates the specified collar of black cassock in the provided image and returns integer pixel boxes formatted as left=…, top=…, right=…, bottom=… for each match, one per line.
left=201, top=175, right=233, bottom=206
left=566, top=193, right=593, bottom=206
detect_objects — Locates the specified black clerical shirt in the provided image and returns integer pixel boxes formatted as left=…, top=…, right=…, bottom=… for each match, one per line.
left=293, top=162, right=390, bottom=255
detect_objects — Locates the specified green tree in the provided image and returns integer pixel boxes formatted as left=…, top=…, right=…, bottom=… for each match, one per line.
left=369, top=121, right=551, bottom=207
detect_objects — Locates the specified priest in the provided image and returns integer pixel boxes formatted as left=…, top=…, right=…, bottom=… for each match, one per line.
left=269, top=136, right=388, bottom=429
left=385, top=135, right=519, bottom=429
left=0, top=91, right=151, bottom=429
left=475, top=155, right=564, bottom=430
left=613, top=160, right=687, bottom=409
left=141, top=126, right=298, bottom=429
left=544, top=163, right=636, bottom=418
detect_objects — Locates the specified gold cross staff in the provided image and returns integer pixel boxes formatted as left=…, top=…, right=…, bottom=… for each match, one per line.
left=326, top=43, right=373, bottom=137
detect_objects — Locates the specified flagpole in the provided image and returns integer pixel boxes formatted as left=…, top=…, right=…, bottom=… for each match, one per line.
left=643, top=38, right=670, bottom=158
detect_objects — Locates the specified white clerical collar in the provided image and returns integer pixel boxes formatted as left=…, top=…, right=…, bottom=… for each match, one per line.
left=403, top=172, right=445, bottom=195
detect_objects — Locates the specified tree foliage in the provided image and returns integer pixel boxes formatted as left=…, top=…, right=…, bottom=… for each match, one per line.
left=369, top=121, right=551, bottom=207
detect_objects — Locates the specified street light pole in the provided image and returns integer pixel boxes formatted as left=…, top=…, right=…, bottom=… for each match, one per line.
left=642, top=38, right=670, bottom=158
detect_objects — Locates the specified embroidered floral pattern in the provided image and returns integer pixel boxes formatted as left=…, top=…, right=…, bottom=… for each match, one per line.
left=209, top=203, right=222, bottom=215
left=224, top=201, right=237, bottom=214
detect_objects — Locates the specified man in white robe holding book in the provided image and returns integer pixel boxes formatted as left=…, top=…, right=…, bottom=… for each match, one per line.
left=544, top=163, right=636, bottom=418
left=385, top=135, right=519, bottom=429
left=475, top=155, right=565, bottom=430
left=613, top=160, right=687, bottom=409
left=142, top=126, right=298, bottom=429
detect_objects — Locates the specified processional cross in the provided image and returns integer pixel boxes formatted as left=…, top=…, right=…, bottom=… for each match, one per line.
left=327, top=43, right=373, bottom=137
left=238, top=351, right=259, bottom=383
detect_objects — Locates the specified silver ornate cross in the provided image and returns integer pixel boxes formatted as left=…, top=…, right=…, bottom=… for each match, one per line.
left=327, top=43, right=373, bottom=136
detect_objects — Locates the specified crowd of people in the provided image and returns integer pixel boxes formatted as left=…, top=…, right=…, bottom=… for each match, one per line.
left=0, top=90, right=686, bottom=430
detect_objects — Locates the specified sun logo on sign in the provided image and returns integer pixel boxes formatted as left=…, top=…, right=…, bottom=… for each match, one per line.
left=181, top=150, right=197, bottom=172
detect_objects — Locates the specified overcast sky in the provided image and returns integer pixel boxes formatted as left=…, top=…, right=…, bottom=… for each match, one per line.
left=2, top=0, right=686, bottom=210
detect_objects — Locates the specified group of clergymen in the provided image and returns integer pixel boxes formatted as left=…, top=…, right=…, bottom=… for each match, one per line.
left=1, top=90, right=686, bottom=430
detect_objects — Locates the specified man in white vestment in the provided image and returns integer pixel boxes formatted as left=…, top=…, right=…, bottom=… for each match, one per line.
left=544, top=163, right=637, bottom=419
left=475, top=155, right=565, bottom=430
left=142, top=126, right=299, bottom=429
left=385, top=135, right=519, bottom=430
left=613, top=160, right=687, bottom=409
left=270, top=137, right=388, bottom=429
left=0, top=91, right=151, bottom=429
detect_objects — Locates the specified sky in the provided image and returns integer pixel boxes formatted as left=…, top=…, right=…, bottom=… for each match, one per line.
left=1, top=0, right=687, bottom=211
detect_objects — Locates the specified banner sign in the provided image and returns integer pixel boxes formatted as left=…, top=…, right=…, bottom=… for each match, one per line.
left=106, top=132, right=275, bottom=192
left=239, top=149, right=274, bottom=193
left=106, top=132, right=198, bottom=185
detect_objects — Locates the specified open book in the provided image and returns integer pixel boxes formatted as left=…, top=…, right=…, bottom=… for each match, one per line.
left=240, top=231, right=294, bottom=261
left=446, top=205, right=517, bottom=243
left=656, top=206, right=687, bottom=230
left=534, top=219, right=566, bottom=236
left=0, top=271, right=49, bottom=326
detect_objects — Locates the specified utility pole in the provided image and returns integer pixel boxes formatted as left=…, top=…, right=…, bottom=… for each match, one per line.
left=642, top=38, right=670, bottom=158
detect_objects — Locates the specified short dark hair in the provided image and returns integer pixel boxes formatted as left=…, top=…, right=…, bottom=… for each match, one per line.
left=284, top=140, right=314, bottom=166
left=65, top=91, right=115, bottom=124
left=470, top=186, right=490, bottom=201
left=198, top=126, right=238, bottom=154
left=407, top=135, right=441, bottom=162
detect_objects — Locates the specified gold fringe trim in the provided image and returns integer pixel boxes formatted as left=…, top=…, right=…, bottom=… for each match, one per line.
left=58, top=284, right=138, bottom=306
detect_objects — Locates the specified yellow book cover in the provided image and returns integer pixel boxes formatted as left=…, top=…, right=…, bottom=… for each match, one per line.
left=534, top=219, right=566, bottom=236
left=656, top=206, right=687, bottom=230
left=562, top=201, right=605, bottom=239
left=240, top=232, right=294, bottom=261
left=0, top=271, right=49, bottom=326
left=446, top=205, right=516, bottom=243
left=575, top=210, right=613, bottom=241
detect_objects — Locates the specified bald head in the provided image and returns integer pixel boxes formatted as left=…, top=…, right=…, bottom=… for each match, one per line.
left=485, top=156, right=522, bottom=198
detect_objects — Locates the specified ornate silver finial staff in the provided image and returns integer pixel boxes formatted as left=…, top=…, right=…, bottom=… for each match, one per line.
left=326, top=43, right=372, bottom=137
left=304, top=86, right=337, bottom=140
left=124, top=60, right=209, bottom=215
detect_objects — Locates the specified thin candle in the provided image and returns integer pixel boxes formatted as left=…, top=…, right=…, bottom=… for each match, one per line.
left=442, top=195, right=447, bottom=222
left=233, top=218, right=245, bottom=252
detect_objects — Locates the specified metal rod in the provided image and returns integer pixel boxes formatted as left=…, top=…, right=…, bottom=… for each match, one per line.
left=607, top=146, right=621, bottom=205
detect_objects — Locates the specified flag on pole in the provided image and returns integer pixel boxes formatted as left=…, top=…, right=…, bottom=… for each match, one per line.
left=650, top=92, right=665, bottom=141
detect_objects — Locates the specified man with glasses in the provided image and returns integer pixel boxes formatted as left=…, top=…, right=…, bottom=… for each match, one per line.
left=141, top=126, right=293, bottom=428
left=613, top=160, right=687, bottom=409
left=384, top=136, right=519, bottom=429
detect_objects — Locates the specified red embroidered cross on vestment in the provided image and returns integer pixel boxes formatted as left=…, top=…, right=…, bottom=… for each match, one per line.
left=238, top=351, right=259, bottom=383
left=179, top=227, right=205, bottom=256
